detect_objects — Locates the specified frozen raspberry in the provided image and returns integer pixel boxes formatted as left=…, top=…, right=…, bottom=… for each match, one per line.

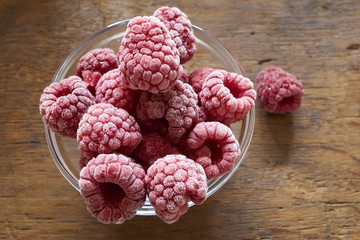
left=76, top=48, right=119, bottom=93
left=77, top=103, right=142, bottom=158
left=185, top=122, right=240, bottom=179
left=136, top=80, right=199, bottom=143
left=199, top=71, right=256, bottom=125
left=154, top=6, right=197, bottom=64
left=40, top=76, right=95, bottom=138
left=95, top=69, right=140, bottom=115
left=79, top=153, right=146, bottom=224
left=188, top=67, right=216, bottom=94
left=118, top=16, right=182, bottom=93
left=256, top=66, right=304, bottom=113
left=132, top=132, right=181, bottom=170
left=146, top=154, right=207, bottom=224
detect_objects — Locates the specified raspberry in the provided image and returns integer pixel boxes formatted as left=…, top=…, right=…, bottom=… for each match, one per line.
left=256, top=66, right=304, bottom=113
left=79, top=154, right=146, bottom=224
left=199, top=71, right=256, bottom=125
left=185, top=122, right=240, bottom=179
left=76, top=48, right=119, bottom=93
left=77, top=103, right=142, bottom=158
left=132, top=132, right=181, bottom=170
left=153, top=6, right=197, bottom=64
left=95, top=69, right=140, bottom=115
left=188, top=67, right=216, bottom=94
left=40, top=76, right=95, bottom=138
left=136, top=80, right=199, bottom=143
left=118, top=16, right=182, bottom=93
left=145, top=154, right=207, bottom=224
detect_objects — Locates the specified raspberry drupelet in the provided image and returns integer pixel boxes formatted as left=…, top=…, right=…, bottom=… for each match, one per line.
left=185, top=122, right=240, bottom=179
left=146, top=154, right=207, bottom=224
left=136, top=80, right=199, bottom=143
left=76, top=48, right=119, bottom=93
left=40, top=76, right=95, bottom=138
left=132, top=132, right=181, bottom=170
left=199, top=70, right=256, bottom=126
left=79, top=154, right=146, bottom=224
left=77, top=103, right=142, bottom=158
left=153, top=6, right=197, bottom=64
left=95, top=68, right=140, bottom=115
left=256, top=66, right=304, bottom=113
left=118, top=16, right=183, bottom=93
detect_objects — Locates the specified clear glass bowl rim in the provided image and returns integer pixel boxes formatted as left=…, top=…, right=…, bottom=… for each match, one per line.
left=44, top=19, right=255, bottom=216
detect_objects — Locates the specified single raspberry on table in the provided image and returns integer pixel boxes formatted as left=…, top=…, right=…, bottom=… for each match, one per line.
left=79, top=153, right=146, bottom=224
left=185, top=122, right=240, bottom=179
left=199, top=70, right=256, bottom=125
left=95, top=68, right=140, bottom=115
left=146, top=154, right=207, bottom=224
left=132, top=132, right=181, bottom=170
left=39, top=76, right=95, bottom=138
left=153, top=6, right=197, bottom=64
left=136, top=80, right=199, bottom=143
left=256, top=66, right=304, bottom=113
left=76, top=48, right=119, bottom=93
left=118, top=16, right=182, bottom=93
left=77, top=103, right=142, bottom=158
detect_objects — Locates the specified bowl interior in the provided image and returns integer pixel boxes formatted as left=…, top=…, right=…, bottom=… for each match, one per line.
left=45, top=19, right=255, bottom=216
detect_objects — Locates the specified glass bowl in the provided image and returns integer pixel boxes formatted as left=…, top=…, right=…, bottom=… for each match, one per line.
left=45, top=19, right=255, bottom=216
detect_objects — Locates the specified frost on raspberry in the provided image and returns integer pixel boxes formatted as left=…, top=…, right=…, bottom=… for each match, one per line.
left=199, top=70, right=256, bottom=125
left=76, top=48, right=119, bottom=94
left=153, top=6, right=197, bottom=64
left=256, top=66, right=304, bottom=113
left=79, top=154, right=146, bottom=224
left=77, top=103, right=142, bottom=158
left=145, top=154, right=207, bottom=224
left=39, top=76, right=95, bottom=138
left=136, top=80, right=200, bottom=143
left=95, top=68, right=140, bottom=115
left=132, top=132, right=181, bottom=170
left=186, top=122, right=240, bottom=179
left=118, top=16, right=182, bottom=93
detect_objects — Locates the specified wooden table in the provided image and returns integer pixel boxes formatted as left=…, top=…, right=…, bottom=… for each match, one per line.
left=1, top=0, right=359, bottom=239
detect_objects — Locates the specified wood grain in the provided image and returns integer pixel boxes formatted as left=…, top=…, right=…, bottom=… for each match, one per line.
left=1, top=0, right=359, bottom=239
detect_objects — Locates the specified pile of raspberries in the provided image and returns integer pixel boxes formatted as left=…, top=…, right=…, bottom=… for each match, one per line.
left=40, top=6, right=303, bottom=224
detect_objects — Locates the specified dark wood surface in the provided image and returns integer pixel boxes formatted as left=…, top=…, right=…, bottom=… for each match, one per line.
left=1, top=0, right=359, bottom=239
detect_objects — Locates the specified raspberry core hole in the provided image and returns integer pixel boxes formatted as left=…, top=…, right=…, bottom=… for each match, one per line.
left=99, top=182, right=125, bottom=208
left=223, top=79, right=242, bottom=98
left=279, top=95, right=298, bottom=108
left=204, top=139, right=223, bottom=163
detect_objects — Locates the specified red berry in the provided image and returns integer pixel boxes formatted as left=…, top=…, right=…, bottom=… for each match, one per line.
left=76, top=48, right=119, bottom=93
left=79, top=154, right=146, bottom=224
left=95, top=68, right=140, bottom=115
left=136, top=80, right=200, bottom=143
left=256, top=66, right=303, bottom=113
left=185, top=122, right=240, bottom=179
left=146, top=154, right=207, bottom=223
left=118, top=16, right=182, bottom=93
left=40, top=76, right=95, bottom=138
left=132, top=132, right=181, bottom=170
left=199, top=70, right=256, bottom=125
left=154, top=6, right=197, bottom=64
left=77, top=103, right=142, bottom=158
left=188, top=67, right=216, bottom=94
